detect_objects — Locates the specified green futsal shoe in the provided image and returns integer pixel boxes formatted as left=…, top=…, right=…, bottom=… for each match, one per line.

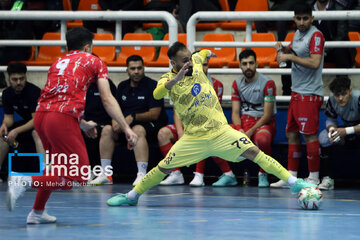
left=290, top=178, right=316, bottom=194
left=107, top=193, right=138, bottom=206
left=212, top=174, right=238, bottom=187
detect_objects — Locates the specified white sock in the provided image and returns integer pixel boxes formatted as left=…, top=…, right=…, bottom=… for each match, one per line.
left=100, top=159, right=111, bottom=170
left=127, top=189, right=140, bottom=201
left=309, top=171, right=319, bottom=180
left=224, top=171, right=235, bottom=177
left=287, top=176, right=297, bottom=186
left=137, top=162, right=148, bottom=174
left=289, top=170, right=297, bottom=177
left=33, top=209, right=44, bottom=215
left=173, top=169, right=181, bottom=174
left=194, top=172, right=204, bottom=177
left=258, top=172, right=267, bottom=176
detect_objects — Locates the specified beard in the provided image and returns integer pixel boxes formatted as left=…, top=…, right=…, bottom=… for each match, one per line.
left=244, top=69, right=255, bottom=79
left=176, top=64, right=193, bottom=76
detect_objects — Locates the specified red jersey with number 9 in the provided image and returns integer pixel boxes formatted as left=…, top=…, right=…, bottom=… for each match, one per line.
left=36, top=50, right=108, bottom=121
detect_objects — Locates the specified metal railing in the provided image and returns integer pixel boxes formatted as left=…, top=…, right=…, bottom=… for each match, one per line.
left=187, top=10, right=360, bottom=51
left=0, top=10, right=360, bottom=75
left=0, top=10, right=178, bottom=55
left=186, top=10, right=360, bottom=76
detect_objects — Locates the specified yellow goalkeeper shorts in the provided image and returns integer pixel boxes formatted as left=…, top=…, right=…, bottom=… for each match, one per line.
left=158, top=125, right=255, bottom=169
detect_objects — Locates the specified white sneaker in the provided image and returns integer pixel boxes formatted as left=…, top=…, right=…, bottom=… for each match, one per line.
left=160, top=171, right=184, bottom=185
left=6, top=176, right=32, bottom=211
left=132, top=172, right=145, bottom=186
left=27, top=209, right=56, bottom=224
left=189, top=172, right=205, bottom=187
left=89, top=174, right=113, bottom=185
left=318, top=176, right=334, bottom=190
left=270, top=179, right=289, bottom=188
left=305, top=177, right=320, bottom=185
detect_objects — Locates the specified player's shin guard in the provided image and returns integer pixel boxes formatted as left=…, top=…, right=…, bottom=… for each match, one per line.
left=213, top=157, right=231, bottom=173
left=33, top=189, right=52, bottom=211
left=306, top=141, right=320, bottom=172
left=159, top=142, right=172, bottom=157
left=134, top=166, right=167, bottom=195
left=288, top=144, right=302, bottom=171
left=253, top=151, right=291, bottom=182
left=195, top=160, right=206, bottom=174
left=253, top=131, right=272, bottom=174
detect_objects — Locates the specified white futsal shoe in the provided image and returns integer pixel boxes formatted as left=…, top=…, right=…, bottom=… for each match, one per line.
left=6, top=176, right=32, bottom=211
left=160, top=170, right=184, bottom=185
left=318, top=176, right=334, bottom=190
left=89, top=174, right=113, bottom=185
left=270, top=179, right=289, bottom=188
left=189, top=172, right=205, bottom=187
left=132, top=172, right=145, bottom=186
left=27, top=209, right=57, bottom=224
left=304, top=177, right=320, bottom=185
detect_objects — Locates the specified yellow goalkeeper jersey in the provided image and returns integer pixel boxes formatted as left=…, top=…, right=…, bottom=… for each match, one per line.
left=153, top=50, right=228, bottom=136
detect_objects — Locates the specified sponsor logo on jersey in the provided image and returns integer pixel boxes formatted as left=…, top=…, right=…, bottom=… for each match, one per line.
left=191, top=83, right=201, bottom=96
left=314, top=36, right=321, bottom=52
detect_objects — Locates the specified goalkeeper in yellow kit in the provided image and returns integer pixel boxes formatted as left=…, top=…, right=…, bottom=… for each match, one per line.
left=107, top=42, right=316, bottom=206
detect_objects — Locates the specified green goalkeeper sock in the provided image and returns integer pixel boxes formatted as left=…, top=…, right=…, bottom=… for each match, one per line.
left=134, top=166, right=167, bottom=195
left=253, top=151, right=291, bottom=183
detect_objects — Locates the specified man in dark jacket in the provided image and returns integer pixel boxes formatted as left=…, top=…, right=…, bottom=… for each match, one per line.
left=312, top=0, right=355, bottom=69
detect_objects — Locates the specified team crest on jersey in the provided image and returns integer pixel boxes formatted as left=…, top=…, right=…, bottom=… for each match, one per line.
left=122, top=95, right=126, bottom=101
left=191, top=83, right=201, bottom=96
left=314, top=36, right=321, bottom=52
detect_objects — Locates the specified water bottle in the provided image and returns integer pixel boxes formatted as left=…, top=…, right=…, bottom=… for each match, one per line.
left=3, top=135, right=19, bottom=148
left=243, top=169, right=250, bottom=185
left=277, top=50, right=287, bottom=68
left=11, top=0, right=24, bottom=11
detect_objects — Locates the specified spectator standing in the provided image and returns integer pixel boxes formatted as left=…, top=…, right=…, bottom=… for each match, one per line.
left=312, top=0, right=355, bottom=69
left=271, top=4, right=325, bottom=188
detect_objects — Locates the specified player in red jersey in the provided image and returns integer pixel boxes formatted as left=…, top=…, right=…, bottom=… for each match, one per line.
left=6, top=27, right=138, bottom=224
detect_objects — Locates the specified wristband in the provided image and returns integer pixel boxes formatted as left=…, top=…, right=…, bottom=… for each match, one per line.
left=345, top=127, right=355, bottom=135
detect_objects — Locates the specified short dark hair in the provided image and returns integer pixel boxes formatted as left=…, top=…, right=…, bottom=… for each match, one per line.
left=167, top=41, right=187, bottom=60
left=294, top=3, right=312, bottom=16
left=126, top=55, right=144, bottom=66
left=239, top=49, right=257, bottom=62
left=7, top=62, right=27, bottom=76
left=329, top=76, right=351, bottom=94
left=66, top=27, right=94, bottom=52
